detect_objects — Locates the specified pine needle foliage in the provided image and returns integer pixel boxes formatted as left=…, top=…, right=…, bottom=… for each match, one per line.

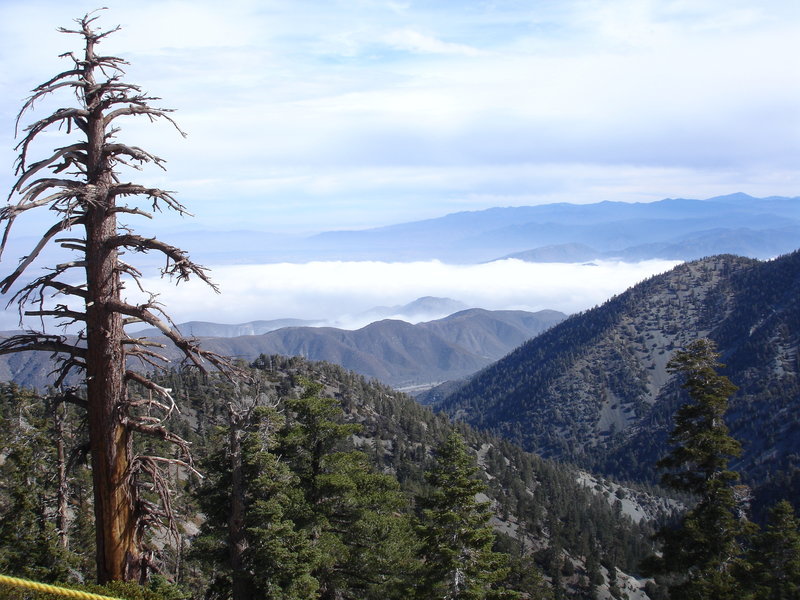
left=645, top=339, right=754, bottom=599
left=416, top=432, right=516, bottom=600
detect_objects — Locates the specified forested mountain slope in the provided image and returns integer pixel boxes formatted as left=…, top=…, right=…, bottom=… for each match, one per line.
left=0, top=357, right=663, bottom=598
left=0, top=309, right=565, bottom=390
left=429, top=251, right=800, bottom=502
left=197, top=309, right=564, bottom=389
left=177, top=356, right=660, bottom=596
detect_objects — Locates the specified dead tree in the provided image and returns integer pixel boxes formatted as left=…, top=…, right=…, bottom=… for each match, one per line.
left=0, top=10, right=234, bottom=583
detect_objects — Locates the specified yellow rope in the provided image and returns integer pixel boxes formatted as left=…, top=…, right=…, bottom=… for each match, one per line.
left=0, top=574, right=121, bottom=600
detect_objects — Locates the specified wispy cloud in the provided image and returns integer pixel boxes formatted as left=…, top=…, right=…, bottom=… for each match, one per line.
left=385, top=29, right=484, bottom=56
left=0, top=0, right=798, bottom=236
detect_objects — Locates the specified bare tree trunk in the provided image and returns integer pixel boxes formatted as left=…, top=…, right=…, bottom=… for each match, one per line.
left=0, top=11, right=238, bottom=583
left=83, top=55, right=140, bottom=581
left=85, top=210, right=140, bottom=581
left=85, top=261, right=140, bottom=581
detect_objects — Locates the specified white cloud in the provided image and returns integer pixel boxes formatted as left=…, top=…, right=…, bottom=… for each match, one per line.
left=385, top=28, right=484, bottom=56
left=1, top=1, right=794, bottom=334
left=0, top=258, right=682, bottom=331
left=0, top=0, right=798, bottom=236
left=115, top=259, right=682, bottom=327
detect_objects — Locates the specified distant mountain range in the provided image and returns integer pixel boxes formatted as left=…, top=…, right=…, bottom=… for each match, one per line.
left=133, top=193, right=800, bottom=265
left=0, top=306, right=565, bottom=390
left=131, top=297, right=470, bottom=338
left=145, top=307, right=564, bottom=390
left=498, top=225, right=800, bottom=263
left=426, top=250, right=800, bottom=512
left=296, top=193, right=800, bottom=263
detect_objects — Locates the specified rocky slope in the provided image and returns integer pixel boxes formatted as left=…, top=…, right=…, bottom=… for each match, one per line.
left=429, top=251, right=800, bottom=500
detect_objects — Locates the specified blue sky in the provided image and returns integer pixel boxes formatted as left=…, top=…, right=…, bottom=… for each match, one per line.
left=1, top=0, right=798, bottom=235
left=0, top=1, right=798, bottom=327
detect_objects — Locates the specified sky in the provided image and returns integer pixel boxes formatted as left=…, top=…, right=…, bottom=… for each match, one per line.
left=0, top=0, right=797, bottom=327
left=1, top=0, right=798, bottom=233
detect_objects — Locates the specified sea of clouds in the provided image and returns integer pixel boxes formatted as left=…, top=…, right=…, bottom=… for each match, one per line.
left=0, top=258, right=681, bottom=332
left=122, top=258, right=682, bottom=330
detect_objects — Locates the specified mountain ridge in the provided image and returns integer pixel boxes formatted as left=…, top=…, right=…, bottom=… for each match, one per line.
left=166, top=308, right=566, bottom=389
left=0, top=307, right=566, bottom=390
left=428, top=250, right=800, bottom=508
left=131, top=296, right=470, bottom=337
left=129, top=194, right=800, bottom=265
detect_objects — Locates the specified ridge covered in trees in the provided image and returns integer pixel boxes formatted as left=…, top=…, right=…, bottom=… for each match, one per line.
left=0, top=356, right=662, bottom=598
left=429, top=250, right=800, bottom=516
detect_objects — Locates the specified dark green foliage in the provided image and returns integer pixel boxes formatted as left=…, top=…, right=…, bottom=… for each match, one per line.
left=746, top=500, right=800, bottom=599
left=191, top=394, right=316, bottom=600
left=644, top=340, right=754, bottom=599
left=277, top=380, right=420, bottom=600
left=416, top=432, right=514, bottom=599
left=0, top=356, right=662, bottom=598
left=493, top=534, right=553, bottom=600
left=657, top=339, right=741, bottom=493
left=189, top=375, right=420, bottom=600
left=0, top=431, right=70, bottom=581
left=0, top=384, right=89, bottom=583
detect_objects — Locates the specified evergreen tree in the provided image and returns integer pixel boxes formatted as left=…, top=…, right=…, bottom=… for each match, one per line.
left=747, top=500, right=800, bottom=599
left=495, top=535, right=553, bottom=600
left=644, top=339, right=753, bottom=599
left=277, top=380, right=419, bottom=600
left=0, top=385, right=78, bottom=582
left=416, top=431, right=514, bottom=599
left=192, top=392, right=317, bottom=600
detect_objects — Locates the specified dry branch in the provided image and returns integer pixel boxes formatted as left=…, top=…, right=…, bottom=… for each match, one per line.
left=0, top=10, right=247, bottom=582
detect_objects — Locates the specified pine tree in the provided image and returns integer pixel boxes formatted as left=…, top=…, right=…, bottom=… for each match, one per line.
left=191, top=390, right=317, bottom=600
left=416, top=431, right=514, bottom=600
left=0, top=385, right=78, bottom=582
left=747, top=500, right=800, bottom=599
left=644, top=338, right=753, bottom=599
left=277, top=381, right=419, bottom=600
left=495, top=535, right=553, bottom=600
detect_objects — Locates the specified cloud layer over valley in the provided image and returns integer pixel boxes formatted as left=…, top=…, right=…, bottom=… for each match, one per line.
left=124, top=258, right=680, bottom=329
